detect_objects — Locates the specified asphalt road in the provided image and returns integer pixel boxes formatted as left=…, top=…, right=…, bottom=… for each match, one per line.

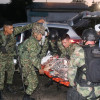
left=3, top=71, right=68, bottom=100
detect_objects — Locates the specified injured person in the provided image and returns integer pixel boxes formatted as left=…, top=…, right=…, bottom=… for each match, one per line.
left=41, top=54, right=69, bottom=81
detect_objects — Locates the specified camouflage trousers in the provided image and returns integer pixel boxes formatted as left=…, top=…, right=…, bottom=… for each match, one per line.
left=21, top=58, right=38, bottom=95
left=0, top=55, right=15, bottom=90
left=76, top=84, right=100, bottom=100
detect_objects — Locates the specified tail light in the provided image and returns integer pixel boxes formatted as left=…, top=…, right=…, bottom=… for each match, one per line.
left=70, top=39, right=82, bottom=45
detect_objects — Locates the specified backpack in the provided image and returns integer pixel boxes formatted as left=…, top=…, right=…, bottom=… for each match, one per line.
left=75, top=44, right=100, bottom=85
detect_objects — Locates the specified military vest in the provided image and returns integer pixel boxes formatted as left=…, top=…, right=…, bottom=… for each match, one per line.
left=75, top=44, right=100, bottom=86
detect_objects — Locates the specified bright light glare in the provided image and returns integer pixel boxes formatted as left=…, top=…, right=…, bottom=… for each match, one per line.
left=0, top=0, right=11, bottom=4
left=98, top=4, right=100, bottom=9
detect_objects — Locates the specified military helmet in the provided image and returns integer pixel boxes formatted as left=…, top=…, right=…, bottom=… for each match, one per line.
left=82, top=28, right=99, bottom=41
left=49, top=29, right=59, bottom=40
left=32, top=23, right=45, bottom=35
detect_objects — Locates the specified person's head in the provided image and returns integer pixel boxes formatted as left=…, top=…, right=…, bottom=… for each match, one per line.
left=32, top=24, right=45, bottom=41
left=95, top=24, right=100, bottom=35
left=82, top=28, right=99, bottom=45
left=49, top=29, right=59, bottom=42
left=3, top=21, right=13, bottom=35
left=61, top=34, right=71, bottom=48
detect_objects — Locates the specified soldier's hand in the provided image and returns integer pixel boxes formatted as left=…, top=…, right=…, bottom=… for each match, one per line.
left=39, top=69, right=44, bottom=74
left=37, top=19, right=45, bottom=23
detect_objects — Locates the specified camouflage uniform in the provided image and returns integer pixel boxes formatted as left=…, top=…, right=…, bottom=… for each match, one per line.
left=40, top=37, right=67, bottom=58
left=67, top=43, right=100, bottom=99
left=0, top=22, right=37, bottom=90
left=19, top=24, right=45, bottom=95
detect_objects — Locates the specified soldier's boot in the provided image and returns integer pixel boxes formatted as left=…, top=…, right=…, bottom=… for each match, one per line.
left=0, top=91, right=3, bottom=100
left=23, top=93, right=35, bottom=100
left=5, top=84, right=15, bottom=93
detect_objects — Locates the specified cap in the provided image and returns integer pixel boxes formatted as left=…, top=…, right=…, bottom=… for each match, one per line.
left=32, top=23, right=45, bottom=35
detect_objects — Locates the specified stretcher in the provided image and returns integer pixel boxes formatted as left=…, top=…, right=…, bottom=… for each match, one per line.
left=41, top=56, right=70, bottom=87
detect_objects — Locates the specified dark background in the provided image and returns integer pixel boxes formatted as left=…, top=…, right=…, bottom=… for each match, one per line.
left=0, top=0, right=98, bottom=28
left=0, top=0, right=33, bottom=28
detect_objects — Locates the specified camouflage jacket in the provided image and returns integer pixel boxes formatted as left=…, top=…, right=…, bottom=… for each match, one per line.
left=19, top=36, right=41, bottom=69
left=0, top=22, right=36, bottom=56
left=66, top=43, right=85, bottom=86
left=66, top=44, right=100, bottom=99
left=40, top=37, right=67, bottom=58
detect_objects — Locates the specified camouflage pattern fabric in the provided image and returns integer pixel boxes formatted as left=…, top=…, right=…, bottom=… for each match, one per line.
left=66, top=43, right=85, bottom=86
left=40, top=37, right=67, bottom=58
left=21, top=57, right=38, bottom=95
left=0, top=22, right=37, bottom=90
left=0, top=55, right=14, bottom=88
left=67, top=43, right=100, bottom=99
left=32, top=24, right=45, bottom=35
left=19, top=36, right=42, bottom=95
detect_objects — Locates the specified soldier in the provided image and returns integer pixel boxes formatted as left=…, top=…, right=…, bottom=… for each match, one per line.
left=18, top=24, right=45, bottom=100
left=40, top=29, right=67, bottom=58
left=61, top=30, right=100, bottom=100
left=0, top=20, right=44, bottom=99
left=40, top=29, right=67, bottom=88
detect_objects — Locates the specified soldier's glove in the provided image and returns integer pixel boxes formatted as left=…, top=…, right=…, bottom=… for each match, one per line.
left=0, top=46, right=7, bottom=54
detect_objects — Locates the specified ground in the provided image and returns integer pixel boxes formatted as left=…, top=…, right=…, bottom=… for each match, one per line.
left=3, top=71, right=68, bottom=100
